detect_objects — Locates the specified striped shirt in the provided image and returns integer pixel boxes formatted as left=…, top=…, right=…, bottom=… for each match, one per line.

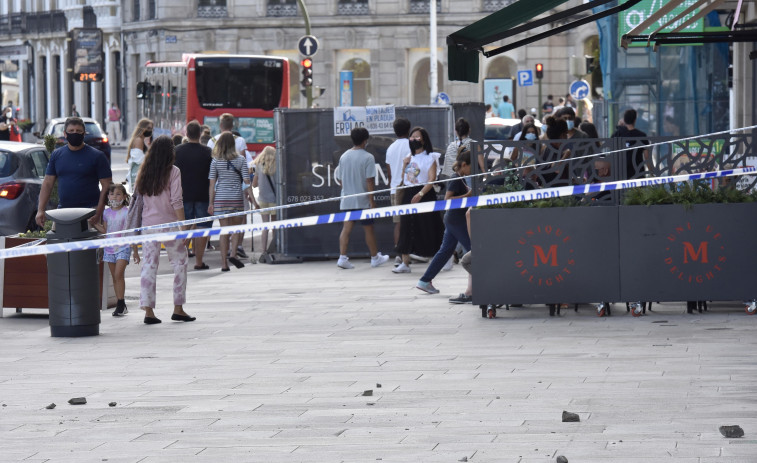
left=209, top=155, right=249, bottom=212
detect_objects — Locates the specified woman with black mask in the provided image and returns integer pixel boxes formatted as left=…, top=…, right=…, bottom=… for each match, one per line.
left=392, top=127, right=444, bottom=274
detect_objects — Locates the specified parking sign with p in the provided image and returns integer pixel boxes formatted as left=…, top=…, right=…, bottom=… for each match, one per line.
left=517, top=70, right=533, bottom=87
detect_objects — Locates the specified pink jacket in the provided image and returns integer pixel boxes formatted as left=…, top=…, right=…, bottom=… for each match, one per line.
left=142, top=166, right=183, bottom=227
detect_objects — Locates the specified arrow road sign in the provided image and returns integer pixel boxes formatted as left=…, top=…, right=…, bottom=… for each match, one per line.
left=298, top=35, right=319, bottom=57
left=569, top=79, right=590, bottom=100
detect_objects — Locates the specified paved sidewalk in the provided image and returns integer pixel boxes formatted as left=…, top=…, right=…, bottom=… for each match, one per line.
left=1, top=251, right=756, bottom=462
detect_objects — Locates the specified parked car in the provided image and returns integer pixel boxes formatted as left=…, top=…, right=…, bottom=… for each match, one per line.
left=0, top=141, right=52, bottom=236
left=35, top=117, right=111, bottom=161
left=485, top=117, right=543, bottom=168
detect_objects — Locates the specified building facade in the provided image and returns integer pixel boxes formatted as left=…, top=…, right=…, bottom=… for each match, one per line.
left=1, top=0, right=599, bottom=139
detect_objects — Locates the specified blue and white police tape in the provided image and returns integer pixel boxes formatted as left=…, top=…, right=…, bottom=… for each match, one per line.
left=115, top=123, right=757, bottom=236
left=3, top=166, right=754, bottom=261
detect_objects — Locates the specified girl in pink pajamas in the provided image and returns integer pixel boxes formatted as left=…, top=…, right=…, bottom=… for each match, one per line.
left=134, top=135, right=195, bottom=324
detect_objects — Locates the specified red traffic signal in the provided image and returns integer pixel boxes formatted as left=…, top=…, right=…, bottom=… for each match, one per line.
left=301, top=58, right=313, bottom=87
left=535, top=63, right=543, bottom=79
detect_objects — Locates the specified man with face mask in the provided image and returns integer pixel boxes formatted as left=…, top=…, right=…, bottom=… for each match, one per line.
left=0, top=107, right=14, bottom=141
left=36, top=117, right=112, bottom=228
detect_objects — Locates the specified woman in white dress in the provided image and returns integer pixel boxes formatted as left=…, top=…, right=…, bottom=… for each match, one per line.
left=126, top=118, right=153, bottom=193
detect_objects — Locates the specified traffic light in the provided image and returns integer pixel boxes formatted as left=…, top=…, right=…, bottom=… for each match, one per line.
left=301, top=58, right=313, bottom=87
left=585, top=55, right=595, bottom=74
left=535, top=63, right=543, bottom=79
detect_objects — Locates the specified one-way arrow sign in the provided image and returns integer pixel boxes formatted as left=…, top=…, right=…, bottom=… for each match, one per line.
left=298, top=35, right=319, bottom=57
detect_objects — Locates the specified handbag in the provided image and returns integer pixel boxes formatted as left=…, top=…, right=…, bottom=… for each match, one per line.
left=125, top=193, right=143, bottom=234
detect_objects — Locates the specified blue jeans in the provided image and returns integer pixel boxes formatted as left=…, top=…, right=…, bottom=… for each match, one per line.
left=420, top=212, right=471, bottom=283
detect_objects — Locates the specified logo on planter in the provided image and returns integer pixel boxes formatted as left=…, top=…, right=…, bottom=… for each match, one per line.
left=664, top=222, right=726, bottom=284
left=515, top=225, right=575, bottom=286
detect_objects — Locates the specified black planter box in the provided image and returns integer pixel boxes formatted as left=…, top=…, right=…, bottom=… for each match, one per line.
left=619, top=203, right=757, bottom=301
left=471, top=207, right=621, bottom=305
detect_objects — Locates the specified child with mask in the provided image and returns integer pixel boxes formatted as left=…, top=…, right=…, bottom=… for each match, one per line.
left=94, top=183, right=141, bottom=317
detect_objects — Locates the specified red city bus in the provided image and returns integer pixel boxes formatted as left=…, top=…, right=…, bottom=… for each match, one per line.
left=136, top=54, right=290, bottom=156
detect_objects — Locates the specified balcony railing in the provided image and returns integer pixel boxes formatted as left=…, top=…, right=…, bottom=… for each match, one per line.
left=267, top=2, right=298, bottom=17
left=409, top=0, right=441, bottom=14
left=483, top=0, right=515, bottom=12
left=0, top=11, right=67, bottom=36
left=337, top=0, right=370, bottom=15
left=198, top=5, right=228, bottom=18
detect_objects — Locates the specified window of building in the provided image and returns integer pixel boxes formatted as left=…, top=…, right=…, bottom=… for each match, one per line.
left=132, top=0, right=140, bottom=21
left=482, top=0, right=514, bottom=12
left=409, top=0, right=440, bottom=14
left=198, top=0, right=227, bottom=18
left=412, top=57, right=443, bottom=105
left=485, top=56, right=516, bottom=80
left=337, top=0, right=369, bottom=15
left=148, top=0, right=155, bottom=19
left=342, top=58, right=371, bottom=106
left=83, top=6, right=96, bottom=27
left=267, top=0, right=297, bottom=17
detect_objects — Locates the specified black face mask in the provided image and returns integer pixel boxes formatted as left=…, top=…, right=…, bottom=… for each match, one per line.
left=66, top=132, right=85, bottom=147
left=143, top=130, right=153, bottom=138
left=408, top=139, right=423, bottom=152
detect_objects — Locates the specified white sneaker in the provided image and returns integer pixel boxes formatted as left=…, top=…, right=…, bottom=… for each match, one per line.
left=371, top=253, right=390, bottom=268
left=409, top=254, right=429, bottom=263
left=337, top=256, right=354, bottom=269
left=394, top=256, right=402, bottom=266
left=392, top=262, right=411, bottom=273
left=441, top=256, right=454, bottom=272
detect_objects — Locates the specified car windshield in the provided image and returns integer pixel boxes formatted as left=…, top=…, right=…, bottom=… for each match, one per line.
left=0, top=151, right=18, bottom=177
left=51, top=122, right=103, bottom=138
left=485, top=125, right=512, bottom=140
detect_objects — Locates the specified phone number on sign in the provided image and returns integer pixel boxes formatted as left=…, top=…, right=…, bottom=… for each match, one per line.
left=287, top=195, right=326, bottom=203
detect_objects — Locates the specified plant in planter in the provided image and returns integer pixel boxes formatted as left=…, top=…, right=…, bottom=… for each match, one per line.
left=16, top=119, right=34, bottom=133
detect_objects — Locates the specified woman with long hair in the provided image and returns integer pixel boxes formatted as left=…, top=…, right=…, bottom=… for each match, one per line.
left=135, top=135, right=194, bottom=324
left=126, top=118, right=153, bottom=193
left=392, top=126, right=444, bottom=274
left=208, top=132, right=251, bottom=272
left=253, top=145, right=277, bottom=261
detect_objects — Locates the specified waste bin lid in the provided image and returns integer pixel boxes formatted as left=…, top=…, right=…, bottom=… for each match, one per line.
left=46, top=208, right=96, bottom=225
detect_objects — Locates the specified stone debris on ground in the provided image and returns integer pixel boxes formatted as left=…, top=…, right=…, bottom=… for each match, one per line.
left=719, top=425, right=744, bottom=438
left=67, top=397, right=86, bottom=405
left=362, top=390, right=373, bottom=396
left=108, top=402, right=117, bottom=407
left=44, top=403, right=56, bottom=410
left=556, top=456, right=569, bottom=463
left=561, top=411, right=580, bottom=422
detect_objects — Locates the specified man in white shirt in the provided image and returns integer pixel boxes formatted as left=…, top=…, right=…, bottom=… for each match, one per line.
left=384, top=117, right=411, bottom=250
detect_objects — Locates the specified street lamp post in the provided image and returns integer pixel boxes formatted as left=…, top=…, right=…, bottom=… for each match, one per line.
left=429, top=0, right=438, bottom=104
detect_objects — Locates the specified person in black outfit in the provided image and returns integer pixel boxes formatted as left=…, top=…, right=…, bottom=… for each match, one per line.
left=611, top=109, right=649, bottom=180
left=174, top=120, right=213, bottom=270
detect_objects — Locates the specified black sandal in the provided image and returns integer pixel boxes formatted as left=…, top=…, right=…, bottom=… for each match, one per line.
left=228, top=257, right=245, bottom=269
left=221, top=267, right=230, bottom=272
left=194, top=263, right=209, bottom=270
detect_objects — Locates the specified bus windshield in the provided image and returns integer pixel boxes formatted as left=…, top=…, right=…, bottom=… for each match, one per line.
left=195, top=57, right=284, bottom=111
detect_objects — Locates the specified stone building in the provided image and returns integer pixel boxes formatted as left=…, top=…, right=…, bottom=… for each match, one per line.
left=1, top=0, right=597, bottom=137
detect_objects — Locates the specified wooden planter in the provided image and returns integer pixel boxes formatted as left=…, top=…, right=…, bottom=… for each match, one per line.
left=0, top=236, right=49, bottom=314
left=0, top=236, right=112, bottom=318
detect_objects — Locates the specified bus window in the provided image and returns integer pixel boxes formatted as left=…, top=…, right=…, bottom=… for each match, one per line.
left=195, top=57, right=284, bottom=111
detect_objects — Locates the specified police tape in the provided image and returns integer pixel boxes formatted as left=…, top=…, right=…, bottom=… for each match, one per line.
left=114, top=123, right=757, bottom=235
left=3, top=167, right=754, bottom=261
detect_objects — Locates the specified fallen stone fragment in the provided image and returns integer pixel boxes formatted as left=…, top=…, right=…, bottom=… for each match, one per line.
left=562, top=411, right=580, bottom=422
left=108, top=402, right=117, bottom=407
left=719, top=425, right=744, bottom=438
left=68, top=397, right=87, bottom=405
left=376, top=383, right=382, bottom=388
left=362, top=390, right=373, bottom=396
left=45, top=403, right=56, bottom=410
left=459, top=457, right=468, bottom=462
left=556, top=456, right=569, bottom=463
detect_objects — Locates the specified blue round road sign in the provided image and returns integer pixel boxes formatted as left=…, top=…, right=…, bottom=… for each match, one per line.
left=569, top=80, right=590, bottom=100
left=298, top=35, right=319, bottom=57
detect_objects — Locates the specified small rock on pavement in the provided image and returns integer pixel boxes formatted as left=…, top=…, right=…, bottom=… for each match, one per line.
left=45, top=403, right=56, bottom=410
left=459, top=457, right=468, bottom=462
left=109, top=402, right=117, bottom=407
left=362, top=390, right=373, bottom=396
left=556, top=456, right=569, bottom=463
left=562, top=411, right=580, bottom=422
left=68, top=397, right=87, bottom=405
left=719, top=425, right=744, bottom=438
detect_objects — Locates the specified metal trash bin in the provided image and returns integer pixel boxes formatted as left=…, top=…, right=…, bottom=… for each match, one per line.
left=45, top=208, right=100, bottom=337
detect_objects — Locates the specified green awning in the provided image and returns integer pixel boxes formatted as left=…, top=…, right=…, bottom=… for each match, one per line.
left=447, top=0, right=571, bottom=83
left=447, top=0, right=642, bottom=83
